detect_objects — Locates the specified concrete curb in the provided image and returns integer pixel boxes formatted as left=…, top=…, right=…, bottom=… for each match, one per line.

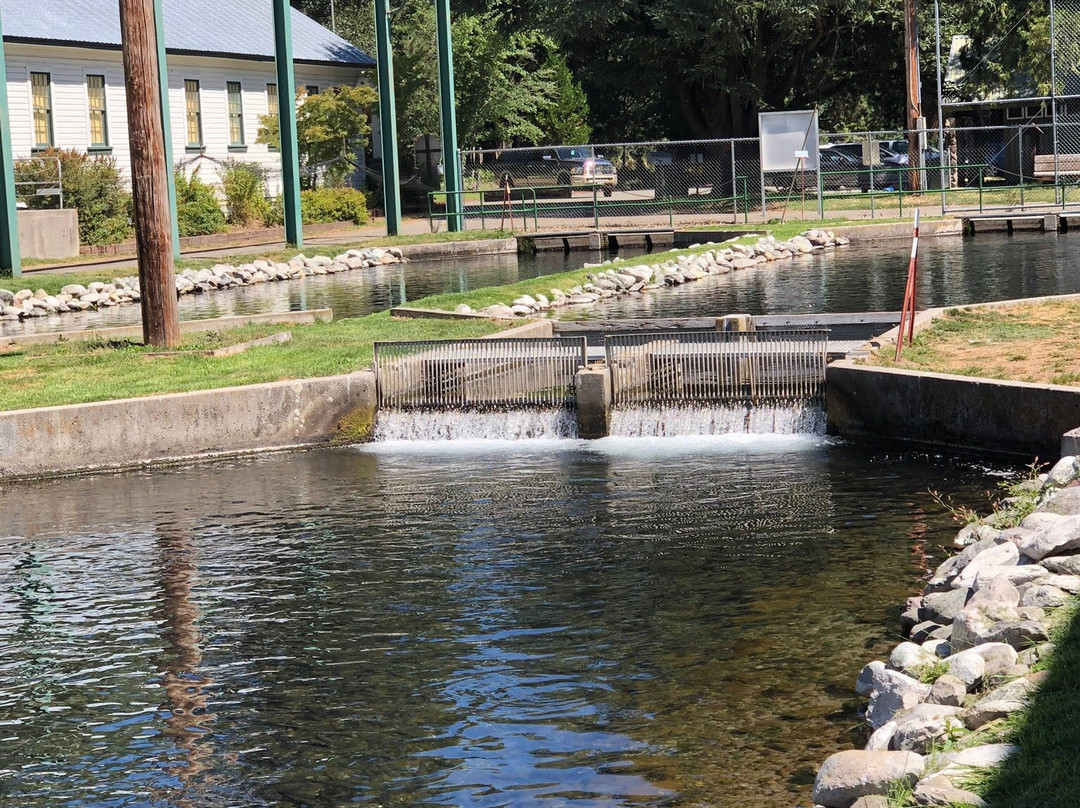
left=0, top=370, right=376, bottom=481
left=825, top=218, right=964, bottom=241
left=397, top=238, right=517, bottom=260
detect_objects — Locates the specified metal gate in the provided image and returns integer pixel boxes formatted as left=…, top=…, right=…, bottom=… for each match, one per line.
left=374, top=337, right=589, bottom=410
left=604, top=329, right=829, bottom=407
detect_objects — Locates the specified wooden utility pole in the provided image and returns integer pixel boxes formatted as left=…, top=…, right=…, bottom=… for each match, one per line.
left=119, top=0, right=180, bottom=348
left=904, top=0, right=923, bottom=192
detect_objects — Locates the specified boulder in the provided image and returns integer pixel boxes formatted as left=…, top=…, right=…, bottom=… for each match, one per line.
left=910, top=621, right=952, bottom=644
left=1018, top=515, right=1080, bottom=561
left=935, top=744, right=1018, bottom=779
left=1021, top=584, right=1070, bottom=608
left=912, top=775, right=988, bottom=807
left=812, top=750, right=925, bottom=808
left=920, top=589, right=969, bottom=624
left=865, top=670, right=931, bottom=729
left=856, top=660, right=887, bottom=697
left=926, top=674, right=967, bottom=707
left=969, top=642, right=1019, bottom=676
left=889, top=642, right=938, bottom=677
left=865, top=720, right=898, bottom=751
left=1039, top=573, right=1080, bottom=593
left=1021, top=512, right=1063, bottom=531
left=963, top=677, right=1039, bottom=729
left=1041, top=555, right=1080, bottom=576
left=967, top=575, right=1020, bottom=608
left=1045, top=456, right=1079, bottom=488
left=945, top=650, right=985, bottom=688
left=1039, top=488, right=1080, bottom=516
left=971, top=566, right=1047, bottom=590
left=952, top=542, right=1019, bottom=589
left=890, top=704, right=965, bottom=753
left=952, top=603, right=1022, bottom=650
left=927, top=534, right=1007, bottom=591
left=850, top=797, right=890, bottom=808
left=980, top=620, right=1048, bottom=650
left=901, top=596, right=924, bottom=634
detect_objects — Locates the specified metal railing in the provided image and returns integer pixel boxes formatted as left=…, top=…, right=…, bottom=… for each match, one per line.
left=13, top=155, right=63, bottom=209
left=605, top=329, right=829, bottom=408
left=374, top=337, right=589, bottom=410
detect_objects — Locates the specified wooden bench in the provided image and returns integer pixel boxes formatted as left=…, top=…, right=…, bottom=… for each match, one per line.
left=1033, top=153, right=1080, bottom=180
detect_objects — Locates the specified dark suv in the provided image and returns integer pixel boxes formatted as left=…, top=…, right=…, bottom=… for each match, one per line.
left=476, top=146, right=618, bottom=196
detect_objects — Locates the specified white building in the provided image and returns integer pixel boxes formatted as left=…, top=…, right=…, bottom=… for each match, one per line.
left=2, top=0, right=374, bottom=194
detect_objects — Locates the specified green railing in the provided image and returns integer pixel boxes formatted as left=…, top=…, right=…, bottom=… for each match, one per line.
left=428, top=177, right=752, bottom=232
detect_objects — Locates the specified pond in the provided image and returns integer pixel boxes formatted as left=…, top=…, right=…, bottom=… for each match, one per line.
left=0, top=437, right=1007, bottom=807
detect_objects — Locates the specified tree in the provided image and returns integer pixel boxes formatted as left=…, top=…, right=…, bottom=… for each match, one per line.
left=537, top=49, right=592, bottom=145
left=257, top=84, right=378, bottom=187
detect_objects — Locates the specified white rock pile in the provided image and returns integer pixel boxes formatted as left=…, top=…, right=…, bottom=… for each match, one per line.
left=811, top=455, right=1080, bottom=808
left=450, top=229, right=849, bottom=319
left=0, top=247, right=407, bottom=321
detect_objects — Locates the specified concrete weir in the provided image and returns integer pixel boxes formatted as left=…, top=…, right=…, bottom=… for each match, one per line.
left=0, top=372, right=377, bottom=480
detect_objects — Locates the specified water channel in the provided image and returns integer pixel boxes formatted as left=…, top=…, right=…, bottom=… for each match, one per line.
left=0, top=439, right=1006, bottom=807
left=0, top=231, right=1068, bottom=806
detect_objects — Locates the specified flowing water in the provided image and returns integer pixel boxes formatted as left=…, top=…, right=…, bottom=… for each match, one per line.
left=0, top=441, right=1007, bottom=807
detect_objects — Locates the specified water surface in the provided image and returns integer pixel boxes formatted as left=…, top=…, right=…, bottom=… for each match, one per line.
left=0, top=439, right=1005, bottom=807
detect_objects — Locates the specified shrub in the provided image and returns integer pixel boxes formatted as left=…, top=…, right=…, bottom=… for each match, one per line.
left=14, top=148, right=133, bottom=246
left=220, top=160, right=272, bottom=227
left=174, top=167, right=226, bottom=237
left=299, top=187, right=369, bottom=225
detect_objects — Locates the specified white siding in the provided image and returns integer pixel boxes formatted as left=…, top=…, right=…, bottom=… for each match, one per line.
left=5, top=44, right=367, bottom=196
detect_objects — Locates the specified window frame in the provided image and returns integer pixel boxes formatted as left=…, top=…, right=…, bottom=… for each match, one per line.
left=226, top=80, right=245, bottom=149
left=184, top=78, right=204, bottom=149
left=30, top=71, right=54, bottom=151
left=85, top=73, right=110, bottom=150
left=266, top=82, right=279, bottom=151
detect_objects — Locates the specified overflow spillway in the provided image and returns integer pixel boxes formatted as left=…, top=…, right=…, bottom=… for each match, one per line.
left=372, top=327, right=833, bottom=440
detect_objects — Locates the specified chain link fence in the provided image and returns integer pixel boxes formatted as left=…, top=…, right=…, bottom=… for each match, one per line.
left=432, top=118, right=1080, bottom=230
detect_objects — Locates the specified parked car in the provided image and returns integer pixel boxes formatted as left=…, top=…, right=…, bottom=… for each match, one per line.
left=478, top=146, right=618, bottom=196
left=766, top=149, right=867, bottom=193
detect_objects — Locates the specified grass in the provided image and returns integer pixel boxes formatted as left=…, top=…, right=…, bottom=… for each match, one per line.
left=0, top=230, right=779, bottom=411
left=963, top=599, right=1080, bottom=808
left=869, top=302, right=1080, bottom=387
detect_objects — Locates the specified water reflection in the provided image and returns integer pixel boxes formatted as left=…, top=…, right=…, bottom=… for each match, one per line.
left=0, top=442, right=1004, bottom=806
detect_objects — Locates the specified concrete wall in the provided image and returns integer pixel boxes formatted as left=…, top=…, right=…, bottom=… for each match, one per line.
left=827, top=360, right=1080, bottom=459
left=18, top=208, right=79, bottom=259
left=0, top=370, right=376, bottom=480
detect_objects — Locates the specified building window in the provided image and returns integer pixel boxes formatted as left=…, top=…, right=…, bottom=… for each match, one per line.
left=185, top=79, right=203, bottom=147
left=305, top=85, right=319, bottom=96
left=266, top=83, right=279, bottom=151
left=31, top=72, right=54, bottom=150
left=227, top=81, right=245, bottom=146
left=86, top=74, right=109, bottom=148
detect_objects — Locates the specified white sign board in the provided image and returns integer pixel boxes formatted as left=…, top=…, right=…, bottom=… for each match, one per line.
left=759, top=110, right=820, bottom=172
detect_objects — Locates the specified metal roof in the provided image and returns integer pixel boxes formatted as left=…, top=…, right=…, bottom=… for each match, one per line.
left=0, top=0, right=375, bottom=67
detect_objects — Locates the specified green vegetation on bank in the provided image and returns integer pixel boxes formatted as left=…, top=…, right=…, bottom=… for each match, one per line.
left=0, top=232, right=769, bottom=410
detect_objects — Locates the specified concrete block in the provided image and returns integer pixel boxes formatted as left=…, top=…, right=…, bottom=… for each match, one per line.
left=575, top=365, right=612, bottom=439
left=1064, top=427, right=1080, bottom=458
left=18, top=209, right=79, bottom=259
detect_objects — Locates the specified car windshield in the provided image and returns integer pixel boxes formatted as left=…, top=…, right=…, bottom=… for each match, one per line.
left=555, top=146, right=595, bottom=160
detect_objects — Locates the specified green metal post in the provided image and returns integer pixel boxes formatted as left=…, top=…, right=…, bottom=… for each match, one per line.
left=152, top=0, right=180, bottom=259
left=273, top=0, right=303, bottom=247
left=435, top=0, right=462, bottom=231
left=0, top=8, right=20, bottom=278
left=373, top=0, right=401, bottom=236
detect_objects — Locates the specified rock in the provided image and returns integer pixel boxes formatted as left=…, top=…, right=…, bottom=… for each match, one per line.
left=926, top=674, right=967, bottom=707
left=509, top=305, right=535, bottom=316
left=971, top=565, right=1047, bottom=590
left=1039, top=573, right=1080, bottom=593
left=910, top=621, right=951, bottom=644
left=889, top=642, right=938, bottom=676
left=1046, top=456, right=1079, bottom=488
left=999, top=526, right=1034, bottom=547
left=969, top=642, right=1019, bottom=675
left=945, top=650, right=985, bottom=688
left=889, top=704, right=965, bottom=753
left=1039, top=488, right=1080, bottom=516
left=476, top=304, right=515, bottom=318
left=985, top=620, right=1048, bottom=649
left=1021, top=511, right=1063, bottom=531
left=901, top=596, right=923, bottom=634
left=936, top=744, right=1018, bottom=779
left=922, top=639, right=952, bottom=658
left=856, top=660, right=887, bottom=697
left=1041, top=556, right=1080, bottom=575
left=865, top=670, right=931, bottom=729
left=453, top=304, right=473, bottom=314
left=912, top=774, right=988, bottom=807
left=1021, top=584, right=1070, bottom=608
left=927, top=534, right=1007, bottom=591
left=59, top=284, right=86, bottom=297
left=812, top=750, right=925, bottom=808
left=963, top=676, right=1039, bottom=729
left=850, top=797, right=890, bottom=808
left=567, top=293, right=599, bottom=305
left=952, top=602, right=1022, bottom=650
left=952, top=542, right=1019, bottom=589
left=966, top=575, right=1020, bottom=608
left=1018, top=515, right=1080, bottom=561
left=865, top=720, right=898, bottom=750
left=921, top=589, right=969, bottom=624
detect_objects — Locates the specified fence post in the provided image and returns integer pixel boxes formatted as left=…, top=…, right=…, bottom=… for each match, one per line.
left=593, top=184, right=599, bottom=230
left=1019, top=126, right=1025, bottom=208
left=0, top=6, right=21, bottom=278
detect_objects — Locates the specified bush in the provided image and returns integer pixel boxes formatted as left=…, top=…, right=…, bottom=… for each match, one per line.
left=299, top=187, right=369, bottom=225
left=174, top=167, right=226, bottom=237
left=14, top=148, right=133, bottom=246
left=220, top=160, right=272, bottom=227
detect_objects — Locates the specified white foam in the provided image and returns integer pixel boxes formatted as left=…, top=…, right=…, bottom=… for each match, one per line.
left=608, top=403, right=827, bottom=437
left=373, top=408, right=578, bottom=442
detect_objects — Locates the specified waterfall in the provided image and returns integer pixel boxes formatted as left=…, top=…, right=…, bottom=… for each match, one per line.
left=608, top=403, right=826, bottom=437
left=374, top=408, right=579, bottom=441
